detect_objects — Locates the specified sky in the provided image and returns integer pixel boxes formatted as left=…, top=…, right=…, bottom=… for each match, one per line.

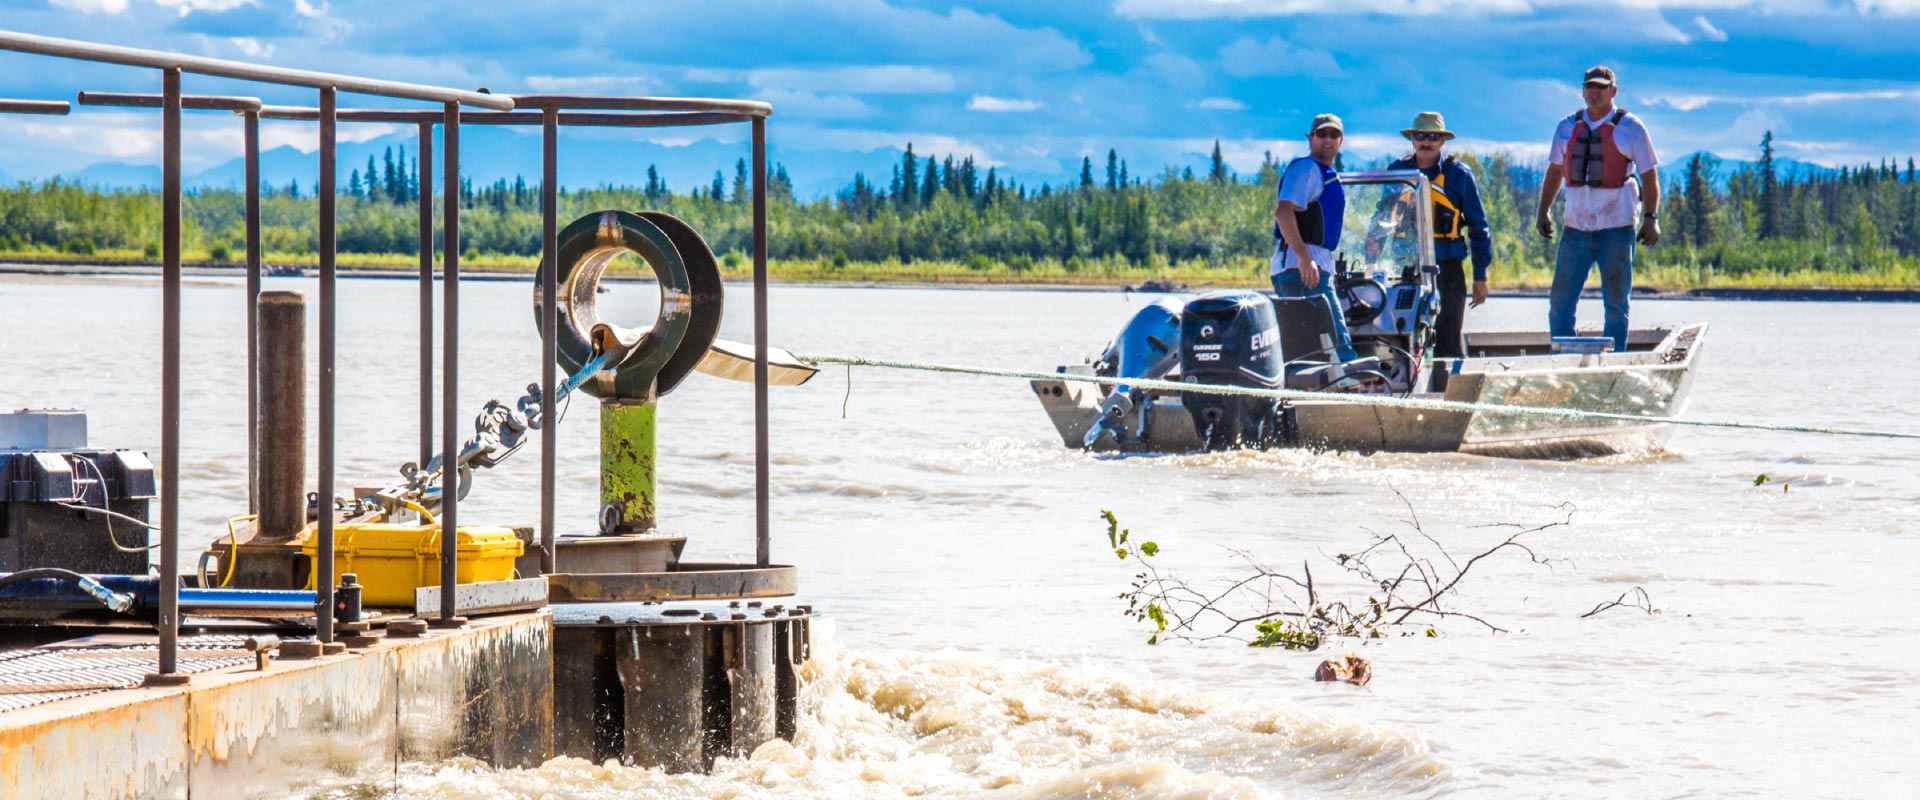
left=1, top=0, right=1918, bottom=196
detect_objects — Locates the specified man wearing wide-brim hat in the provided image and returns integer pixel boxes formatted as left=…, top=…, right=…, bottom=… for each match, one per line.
left=1385, top=111, right=1492, bottom=359
left=1535, top=65, right=1660, bottom=354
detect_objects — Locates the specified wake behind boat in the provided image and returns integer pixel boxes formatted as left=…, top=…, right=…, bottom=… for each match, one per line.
left=1031, top=170, right=1706, bottom=459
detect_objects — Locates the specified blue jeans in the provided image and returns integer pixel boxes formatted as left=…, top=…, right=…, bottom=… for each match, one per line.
left=1549, top=225, right=1634, bottom=352
left=1271, top=270, right=1358, bottom=362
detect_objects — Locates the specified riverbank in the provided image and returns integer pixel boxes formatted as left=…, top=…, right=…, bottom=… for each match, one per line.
left=6, top=257, right=1917, bottom=301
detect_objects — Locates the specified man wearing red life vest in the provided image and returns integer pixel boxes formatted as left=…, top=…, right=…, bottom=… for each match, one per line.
left=1535, top=65, right=1660, bottom=354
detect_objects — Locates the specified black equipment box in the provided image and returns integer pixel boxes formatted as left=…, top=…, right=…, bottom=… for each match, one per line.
left=0, top=449, right=156, bottom=575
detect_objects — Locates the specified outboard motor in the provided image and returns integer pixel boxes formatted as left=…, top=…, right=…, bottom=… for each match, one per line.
left=1083, top=297, right=1183, bottom=448
left=1177, top=291, right=1284, bottom=450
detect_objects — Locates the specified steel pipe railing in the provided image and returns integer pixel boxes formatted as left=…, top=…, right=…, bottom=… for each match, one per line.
left=75, top=91, right=267, bottom=512
left=539, top=108, right=559, bottom=575
left=436, top=100, right=463, bottom=626
left=0, top=32, right=512, bottom=677
left=315, top=86, right=337, bottom=643
left=77, top=91, right=260, bottom=112
left=6, top=40, right=783, bottom=667
left=0, top=30, right=512, bottom=109
left=158, top=68, right=181, bottom=674
left=0, top=98, right=68, bottom=114
left=418, top=123, right=435, bottom=473
left=255, top=105, right=751, bottom=128
left=255, top=99, right=774, bottom=577
left=752, top=117, right=770, bottom=568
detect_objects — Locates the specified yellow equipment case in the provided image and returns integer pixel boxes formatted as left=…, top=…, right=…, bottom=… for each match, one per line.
left=297, top=523, right=523, bottom=607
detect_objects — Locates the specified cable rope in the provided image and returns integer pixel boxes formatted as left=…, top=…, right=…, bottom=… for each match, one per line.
left=794, top=353, right=1920, bottom=442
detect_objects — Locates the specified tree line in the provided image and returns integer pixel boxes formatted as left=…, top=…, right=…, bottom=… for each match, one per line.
left=1, top=133, right=1916, bottom=284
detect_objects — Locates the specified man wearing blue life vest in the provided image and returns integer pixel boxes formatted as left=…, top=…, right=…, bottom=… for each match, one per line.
left=1272, top=113, right=1358, bottom=362
left=1536, top=65, right=1660, bottom=353
left=1387, top=111, right=1492, bottom=359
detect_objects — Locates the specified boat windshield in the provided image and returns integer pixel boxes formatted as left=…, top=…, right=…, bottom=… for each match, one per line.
left=1330, top=173, right=1430, bottom=276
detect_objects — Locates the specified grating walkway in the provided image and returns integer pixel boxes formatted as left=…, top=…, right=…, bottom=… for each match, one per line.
left=0, top=635, right=255, bottom=713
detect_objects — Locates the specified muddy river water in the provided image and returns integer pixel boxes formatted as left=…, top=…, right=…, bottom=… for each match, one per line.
left=3, top=275, right=1917, bottom=798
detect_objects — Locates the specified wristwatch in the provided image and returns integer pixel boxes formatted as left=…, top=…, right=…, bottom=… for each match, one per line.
left=1643, top=212, right=1659, bottom=219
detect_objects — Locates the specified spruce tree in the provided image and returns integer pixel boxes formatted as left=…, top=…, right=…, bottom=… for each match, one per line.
left=383, top=146, right=398, bottom=203
left=1106, top=149, right=1119, bottom=191
left=1759, top=131, right=1779, bottom=240
left=1209, top=140, right=1228, bottom=184
left=900, top=144, right=919, bottom=210
left=1080, top=156, right=1094, bottom=190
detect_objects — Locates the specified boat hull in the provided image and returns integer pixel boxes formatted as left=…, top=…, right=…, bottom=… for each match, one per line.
left=1032, top=323, right=1706, bottom=459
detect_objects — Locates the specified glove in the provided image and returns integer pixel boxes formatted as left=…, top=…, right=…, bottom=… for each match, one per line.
left=1536, top=212, right=1554, bottom=240
left=1638, top=214, right=1661, bottom=246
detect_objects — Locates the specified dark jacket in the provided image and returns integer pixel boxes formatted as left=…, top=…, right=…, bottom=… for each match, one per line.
left=1389, top=155, right=1493, bottom=280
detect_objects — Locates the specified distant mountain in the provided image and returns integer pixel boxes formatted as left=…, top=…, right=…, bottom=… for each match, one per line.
left=182, top=128, right=905, bottom=201
left=63, top=161, right=164, bottom=190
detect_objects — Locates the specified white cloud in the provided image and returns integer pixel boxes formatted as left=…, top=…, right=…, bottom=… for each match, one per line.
left=968, top=96, right=1043, bottom=112
left=752, top=88, right=874, bottom=119
left=747, top=66, right=956, bottom=95
left=1692, top=15, right=1730, bottom=41
left=1219, top=35, right=1341, bottom=77
left=229, top=37, right=273, bottom=58
left=1119, top=0, right=1529, bottom=19
left=1194, top=97, right=1248, bottom=111
left=1117, top=0, right=1848, bottom=18
left=155, top=0, right=255, bottom=16
left=1647, top=85, right=1920, bottom=111
left=1853, top=0, right=1920, bottom=14
left=48, top=0, right=130, bottom=13
left=523, top=74, right=665, bottom=93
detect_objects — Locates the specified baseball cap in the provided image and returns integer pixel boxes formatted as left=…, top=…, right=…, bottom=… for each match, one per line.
left=1309, top=113, right=1344, bottom=134
left=1583, top=66, right=1616, bottom=87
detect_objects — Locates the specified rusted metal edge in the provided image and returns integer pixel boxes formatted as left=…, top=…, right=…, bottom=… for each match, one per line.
left=547, top=564, right=797, bottom=603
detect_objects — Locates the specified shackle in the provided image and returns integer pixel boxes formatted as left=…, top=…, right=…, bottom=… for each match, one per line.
left=534, top=210, right=724, bottom=400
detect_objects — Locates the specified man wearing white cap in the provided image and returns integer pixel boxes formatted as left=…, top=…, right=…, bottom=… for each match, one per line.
left=1271, top=112, right=1358, bottom=362
left=1536, top=65, right=1660, bottom=353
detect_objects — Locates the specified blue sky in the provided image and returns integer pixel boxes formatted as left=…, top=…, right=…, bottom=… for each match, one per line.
left=1, top=0, right=1917, bottom=195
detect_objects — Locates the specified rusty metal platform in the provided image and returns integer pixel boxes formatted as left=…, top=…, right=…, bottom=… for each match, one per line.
left=0, top=635, right=253, bottom=713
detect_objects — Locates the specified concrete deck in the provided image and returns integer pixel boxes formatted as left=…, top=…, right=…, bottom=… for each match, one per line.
left=0, top=612, right=552, bottom=800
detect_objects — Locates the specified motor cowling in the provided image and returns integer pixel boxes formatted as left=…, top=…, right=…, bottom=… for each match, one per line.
left=1177, top=290, right=1284, bottom=450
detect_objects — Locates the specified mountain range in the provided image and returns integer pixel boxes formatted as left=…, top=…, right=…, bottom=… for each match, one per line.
left=17, top=130, right=1857, bottom=200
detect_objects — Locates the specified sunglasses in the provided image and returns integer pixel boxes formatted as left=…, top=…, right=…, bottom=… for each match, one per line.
left=1411, top=132, right=1446, bottom=143
left=1313, top=129, right=1343, bottom=139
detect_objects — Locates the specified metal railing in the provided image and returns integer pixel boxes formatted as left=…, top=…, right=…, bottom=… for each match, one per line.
left=253, top=100, right=776, bottom=593
left=0, top=29, right=512, bottom=677
left=1, top=29, right=780, bottom=679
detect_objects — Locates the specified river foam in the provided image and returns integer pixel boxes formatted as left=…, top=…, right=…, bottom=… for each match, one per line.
left=380, top=625, right=1443, bottom=799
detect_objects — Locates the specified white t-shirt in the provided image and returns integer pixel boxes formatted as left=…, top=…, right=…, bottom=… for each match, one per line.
left=1549, top=109, right=1658, bottom=232
left=1271, top=156, right=1335, bottom=275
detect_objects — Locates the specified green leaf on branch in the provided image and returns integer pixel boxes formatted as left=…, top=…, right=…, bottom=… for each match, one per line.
left=1147, top=603, right=1166, bottom=631
left=1140, top=541, right=1159, bottom=557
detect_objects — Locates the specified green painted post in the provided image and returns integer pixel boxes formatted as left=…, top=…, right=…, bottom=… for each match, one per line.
left=600, top=398, right=658, bottom=534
